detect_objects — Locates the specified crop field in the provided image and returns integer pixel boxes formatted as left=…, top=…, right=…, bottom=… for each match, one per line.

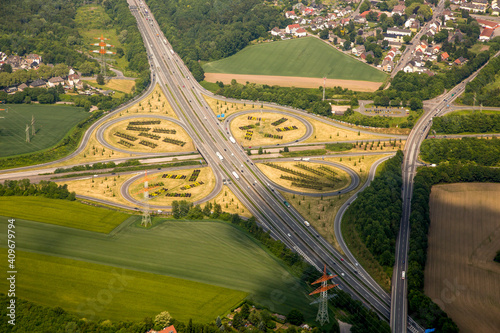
left=0, top=249, right=246, bottom=323
left=230, top=112, right=306, bottom=146
left=0, top=218, right=316, bottom=321
left=104, top=117, right=194, bottom=153
left=257, top=161, right=350, bottom=193
left=0, top=197, right=129, bottom=233
left=203, top=37, right=387, bottom=82
left=0, top=104, right=90, bottom=158
left=128, top=167, right=216, bottom=205
left=425, top=183, right=500, bottom=333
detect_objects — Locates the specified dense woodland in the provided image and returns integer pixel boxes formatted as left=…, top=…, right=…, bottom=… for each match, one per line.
left=408, top=163, right=500, bottom=331
left=342, top=151, right=403, bottom=268
left=431, top=112, right=500, bottom=134
left=0, top=179, right=75, bottom=200
left=462, top=48, right=500, bottom=107
left=145, top=0, right=292, bottom=81
left=420, top=137, right=500, bottom=166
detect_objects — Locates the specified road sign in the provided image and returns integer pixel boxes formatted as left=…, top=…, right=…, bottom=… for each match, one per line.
left=221, top=114, right=225, bottom=117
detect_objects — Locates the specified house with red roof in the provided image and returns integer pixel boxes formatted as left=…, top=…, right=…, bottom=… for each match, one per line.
left=440, top=52, right=449, bottom=61
left=479, top=28, right=495, bottom=41
left=286, top=24, right=300, bottom=34
left=285, top=11, right=298, bottom=19
left=295, top=28, right=307, bottom=37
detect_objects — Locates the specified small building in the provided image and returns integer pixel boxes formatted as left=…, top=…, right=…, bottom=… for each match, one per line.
left=271, top=27, right=281, bottom=36
left=387, top=27, right=412, bottom=36
left=331, top=105, right=350, bottom=115
left=454, top=56, right=467, bottom=65
left=479, top=28, right=494, bottom=41
left=17, top=83, right=28, bottom=91
left=30, top=79, right=46, bottom=88
left=286, top=24, right=301, bottom=34
left=47, top=76, right=65, bottom=88
left=295, top=28, right=307, bottom=37
left=441, top=52, right=450, bottom=61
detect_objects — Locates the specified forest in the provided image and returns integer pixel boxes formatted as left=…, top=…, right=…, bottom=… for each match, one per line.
left=342, top=151, right=403, bottom=268
left=407, top=163, right=500, bottom=331
left=420, top=137, right=500, bottom=166
left=431, top=112, right=500, bottom=134
left=145, top=0, right=292, bottom=81
left=0, top=179, right=75, bottom=200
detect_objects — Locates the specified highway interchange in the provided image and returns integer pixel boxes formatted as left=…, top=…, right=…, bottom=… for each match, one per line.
left=1, top=0, right=496, bottom=331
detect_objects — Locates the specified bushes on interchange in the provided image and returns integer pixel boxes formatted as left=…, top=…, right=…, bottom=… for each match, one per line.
left=408, top=163, right=500, bottom=331
left=342, top=150, right=403, bottom=267
left=431, top=112, right=500, bottom=134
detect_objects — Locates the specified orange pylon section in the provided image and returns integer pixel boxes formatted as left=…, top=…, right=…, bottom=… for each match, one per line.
left=90, top=35, right=116, bottom=55
left=309, top=283, right=339, bottom=295
left=311, top=265, right=336, bottom=285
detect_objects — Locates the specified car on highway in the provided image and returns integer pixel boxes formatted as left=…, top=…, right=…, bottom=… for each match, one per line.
left=341, top=258, right=344, bottom=261
left=287, top=233, right=291, bottom=237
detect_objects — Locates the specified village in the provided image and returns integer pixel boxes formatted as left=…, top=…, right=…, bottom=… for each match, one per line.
left=268, top=0, right=500, bottom=75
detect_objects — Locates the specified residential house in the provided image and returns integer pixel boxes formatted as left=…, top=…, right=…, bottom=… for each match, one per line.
left=285, top=11, right=298, bottom=19
left=352, top=45, right=366, bottom=56
left=387, top=27, right=412, bottom=36
left=441, top=52, right=450, bottom=61
left=47, top=76, right=64, bottom=88
left=271, top=27, right=281, bottom=36
left=360, top=50, right=374, bottom=60
left=429, top=21, right=440, bottom=32
left=432, top=45, right=441, bottom=54
left=454, top=56, right=467, bottom=65
left=286, top=24, right=301, bottom=34
left=384, top=33, right=404, bottom=43
left=382, top=58, right=394, bottom=72
left=67, top=74, right=81, bottom=86
left=353, top=15, right=366, bottom=24
left=340, top=18, right=350, bottom=26
left=449, top=30, right=465, bottom=43
left=25, top=54, right=42, bottom=66
left=492, top=0, right=500, bottom=14
left=479, top=28, right=494, bottom=41
left=442, top=10, right=455, bottom=21
left=5, top=55, right=21, bottom=69
left=5, top=87, right=17, bottom=94
left=460, top=2, right=487, bottom=13
left=295, top=28, right=307, bottom=37
left=392, top=4, right=406, bottom=16
left=472, top=0, right=488, bottom=6
left=17, top=83, right=28, bottom=91
left=404, top=62, right=415, bottom=73
left=303, top=7, right=315, bottom=16
left=475, top=19, right=500, bottom=29
left=30, top=79, right=46, bottom=88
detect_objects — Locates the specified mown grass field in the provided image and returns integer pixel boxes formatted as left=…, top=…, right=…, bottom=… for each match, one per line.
left=0, top=218, right=315, bottom=321
left=0, top=249, right=246, bottom=323
left=0, top=104, right=90, bottom=158
left=425, top=183, right=500, bottom=333
left=0, top=197, right=129, bottom=233
left=203, top=37, right=387, bottom=82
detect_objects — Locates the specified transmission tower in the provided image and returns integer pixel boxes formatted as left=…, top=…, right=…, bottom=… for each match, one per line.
left=91, top=34, right=116, bottom=76
left=134, top=171, right=160, bottom=227
left=322, top=76, right=326, bottom=101
left=310, top=265, right=338, bottom=326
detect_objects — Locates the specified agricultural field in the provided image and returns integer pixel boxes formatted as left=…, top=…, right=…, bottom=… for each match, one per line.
left=0, top=249, right=246, bottom=323
left=103, top=117, right=194, bottom=153
left=128, top=167, right=216, bottom=205
left=425, top=183, right=500, bottom=333
left=62, top=173, right=140, bottom=209
left=203, top=37, right=387, bottom=82
left=0, top=218, right=316, bottom=321
left=303, top=116, right=386, bottom=143
left=85, top=78, right=136, bottom=94
left=0, top=104, right=90, bottom=158
left=257, top=161, right=350, bottom=193
left=212, top=185, right=252, bottom=218
left=230, top=112, right=306, bottom=146
left=0, top=196, right=129, bottom=233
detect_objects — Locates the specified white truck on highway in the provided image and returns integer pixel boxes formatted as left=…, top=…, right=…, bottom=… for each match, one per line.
left=304, top=221, right=310, bottom=227
left=216, top=152, right=223, bottom=161
left=302, top=158, right=310, bottom=161
left=402, top=271, right=406, bottom=280
left=229, top=136, right=236, bottom=144
left=232, top=171, right=240, bottom=180
left=170, top=49, right=174, bottom=55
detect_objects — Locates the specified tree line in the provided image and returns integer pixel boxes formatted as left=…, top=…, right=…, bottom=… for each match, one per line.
left=431, top=112, right=500, bottom=134
left=408, top=163, right=500, bottom=332
left=420, top=137, right=500, bottom=166
left=342, top=151, right=403, bottom=268
left=0, top=179, right=75, bottom=200
left=0, top=86, right=62, bottom=104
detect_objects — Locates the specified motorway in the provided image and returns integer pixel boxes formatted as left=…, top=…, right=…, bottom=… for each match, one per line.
left=126, top=0, right=418, bottom=328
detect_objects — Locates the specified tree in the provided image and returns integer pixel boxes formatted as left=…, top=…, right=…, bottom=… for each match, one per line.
left=287, top=309, right=304, bottom=326
left=96, top=73, right=105, bottom=85
left=319, top=29, right=329, bottom=40
left=241, top=303, right=250, bottom=319
left=216, top=316, right=222, bottom=327
left=343, top=40, right=351, bottom=51
left=258, top=146, right=263, bottom=155
left=154, top=311, right=172, bottom=329
left=172, top=201, right=181, bottom=219
left=403, top=35, right=412, bottom=44
left=366, top=54, right=374, bottom=64
left=1, top=63, right=12, bottom=73
left=284, top=146, right=289, bottom=152
left=359, top=0, right=371, bottom=13
left=232, top=313, right=244, bottom=330
left=409, top=97, right=423, bottom=110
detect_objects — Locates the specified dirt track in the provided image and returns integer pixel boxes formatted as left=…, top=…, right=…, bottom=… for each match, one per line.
left=425, top=183, right=500, bottom=333
left=205, top=73, right=383, bottom=92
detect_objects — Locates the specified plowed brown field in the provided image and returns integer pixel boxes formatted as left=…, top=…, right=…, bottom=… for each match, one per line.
left=204, top=73, right=382, bottom=92
left=425, top=183, right=500, bottom=333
